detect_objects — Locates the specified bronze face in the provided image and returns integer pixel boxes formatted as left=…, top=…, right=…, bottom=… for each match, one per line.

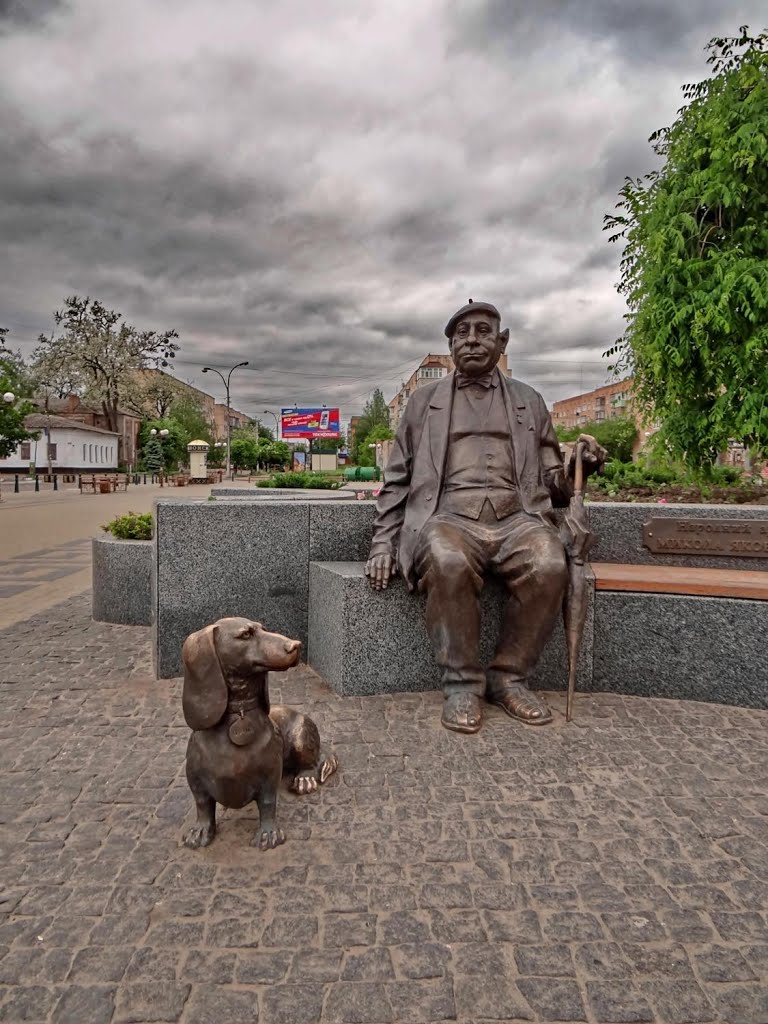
left=449, top=310, right=509, bottom=378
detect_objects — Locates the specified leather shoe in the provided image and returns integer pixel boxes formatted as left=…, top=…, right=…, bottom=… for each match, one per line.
left=489, top=682, right=553, bottom=725
left=441, top=692, right=482, bottom=734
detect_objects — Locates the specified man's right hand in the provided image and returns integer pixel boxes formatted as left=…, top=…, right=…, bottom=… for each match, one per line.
left=365, top=552, right=396, bottom=590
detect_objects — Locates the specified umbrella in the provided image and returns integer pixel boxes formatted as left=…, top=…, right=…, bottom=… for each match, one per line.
left=560, top=440, right=595, bottom=722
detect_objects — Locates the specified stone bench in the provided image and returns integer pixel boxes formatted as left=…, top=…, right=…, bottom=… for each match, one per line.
left=307, top=561, right=592, bottom=697
left=307, top=559, right=768, bottom=709
left=151, top=498, right=768, bottom=710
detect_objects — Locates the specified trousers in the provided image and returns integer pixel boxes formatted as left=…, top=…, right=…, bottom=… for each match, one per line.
left=413, top=503, right=568, bottom=697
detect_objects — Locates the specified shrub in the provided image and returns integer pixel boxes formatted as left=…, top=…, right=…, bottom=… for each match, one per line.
left=257, top=471, right=342, bottom=489
left=102, top=511, right=153, bottom=540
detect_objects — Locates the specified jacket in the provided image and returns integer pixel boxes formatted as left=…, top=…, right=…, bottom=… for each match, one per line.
left=369, top=370, right=573, bottom=589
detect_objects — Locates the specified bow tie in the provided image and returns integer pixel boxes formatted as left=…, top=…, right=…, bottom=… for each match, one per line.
left=456, top=371, right=496, bottom=389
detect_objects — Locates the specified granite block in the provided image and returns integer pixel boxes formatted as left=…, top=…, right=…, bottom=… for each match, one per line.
left=587, top=502, right=768, bottom=571
left=92, top=536, right=152, bottom=626
left=593, top=591, right=768, bottom=708
left=309, top=502, right=377, bottom=562
left=153, top=500, right=309, bottom=678
left=211, top=487, right=348, bottom=499
left=307, top=561, right=593, bottom=697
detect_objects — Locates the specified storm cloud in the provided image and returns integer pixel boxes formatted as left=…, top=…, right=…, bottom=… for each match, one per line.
left=1, top=0, right=764, bottom=420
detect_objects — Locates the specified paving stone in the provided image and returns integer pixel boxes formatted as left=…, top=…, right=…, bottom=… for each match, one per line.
left=517, top=978, right=587, bottom=1021
left=183, top=986, right=259, bottom=1024
left=0, top=985, right=59, bottom=1022
left=514, top=943, right=576, bottom=977
left=341, top=948, right=395, bottom=981
left=389, top=943, right=451, bottom=979
left=2, top=594, right=768, bottom=1024
left=386, top=979, right=456, bottom=1022
left=709, top=984, right=768, bottom=1024
left=323, top=914, right=378, bottom=948
left=68, top=945, right=133, bottom=983
left=113, top=981, right=191, bottom=1022
left=642, top=980, right=716, bottom=1024
left=323, top=982, right=394, bottom=1023
left=236, top=952, right=292, bottom=984
left=51, top=984, right=116, bottom=1024
left=585, top=982, right=655, bottom=1023
left=453, top=976, right=533, bottom=1021
left=693, top=945, right=757, bottom=983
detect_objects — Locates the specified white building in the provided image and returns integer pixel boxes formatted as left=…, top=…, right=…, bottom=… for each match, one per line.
left=0, top=414, right=119, bottom=474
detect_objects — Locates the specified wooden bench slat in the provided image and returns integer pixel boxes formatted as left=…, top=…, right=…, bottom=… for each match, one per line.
left=592, top=562, right=768, bottom=601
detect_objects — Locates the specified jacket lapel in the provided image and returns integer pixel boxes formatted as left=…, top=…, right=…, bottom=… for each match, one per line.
left=500, top=374, right=529, bottom=482
left=427, top=373, right=455, bottom=478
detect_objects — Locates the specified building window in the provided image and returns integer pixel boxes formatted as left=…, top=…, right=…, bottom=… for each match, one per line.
left=83, top=443, right=86, bottom=461
left=47, top=443, right=57, bottom=461
left=89, top=444, right=93, bottom=461
left=20, top=442, right=31, bottom=460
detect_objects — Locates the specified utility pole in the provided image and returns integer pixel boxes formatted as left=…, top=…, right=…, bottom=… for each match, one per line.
left=202, top=361, right=249, bottom=478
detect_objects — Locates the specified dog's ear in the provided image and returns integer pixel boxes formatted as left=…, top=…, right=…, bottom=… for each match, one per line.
left=182, top=623, right=228, bottom=731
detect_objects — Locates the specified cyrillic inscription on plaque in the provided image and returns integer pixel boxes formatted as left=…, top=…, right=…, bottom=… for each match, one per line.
left=643, top=518, right=768, bottom=557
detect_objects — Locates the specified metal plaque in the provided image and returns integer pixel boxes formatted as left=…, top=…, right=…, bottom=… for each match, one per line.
left=643, top=517, right=768, bottom=558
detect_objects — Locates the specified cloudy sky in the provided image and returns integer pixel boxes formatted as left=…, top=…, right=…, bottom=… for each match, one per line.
left=1, top=1, right=764, bottom=424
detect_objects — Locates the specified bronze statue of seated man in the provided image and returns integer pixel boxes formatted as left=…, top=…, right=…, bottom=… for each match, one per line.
left=365, top=300, right=605, bottom=733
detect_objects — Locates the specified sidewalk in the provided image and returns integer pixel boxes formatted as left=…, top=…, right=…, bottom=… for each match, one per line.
left=1, top=596, right=767, bottom=1023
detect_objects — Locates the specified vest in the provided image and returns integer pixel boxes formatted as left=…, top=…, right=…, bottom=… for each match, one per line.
left=438, top=379, right=520, bottom=520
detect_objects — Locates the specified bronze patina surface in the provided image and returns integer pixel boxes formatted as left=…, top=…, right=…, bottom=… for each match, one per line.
left=366, top=300, right=606, bottom=733
left=644, top=517, right=768, bottom=557
left=181, top=617, right=337, bottom=850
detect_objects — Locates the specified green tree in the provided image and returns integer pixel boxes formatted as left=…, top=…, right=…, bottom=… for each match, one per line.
left=0, top=333, right=36, bottom=459
left=357, top=423, right=395, bottom=466
left=169, top=393, right=213, bottom=445
left=31, top=297, right=179, bottom=442
left=352, top=388, right=390, bottom=462
left=605, top=27, right=768, bottom=469
left=141, top=435, right=164, bottom=474
left=140, top=419, right=187, bottom=472
left=556, top=416, right=638, bottom=463
left=230, top=435, right=260, bottom=472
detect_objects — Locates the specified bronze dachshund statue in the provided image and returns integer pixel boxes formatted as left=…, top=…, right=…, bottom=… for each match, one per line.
left=181, top=616, right=337, bottom=850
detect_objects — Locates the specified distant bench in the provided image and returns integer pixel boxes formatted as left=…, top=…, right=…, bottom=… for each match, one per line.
left=80, top=473, right=130, bottom=494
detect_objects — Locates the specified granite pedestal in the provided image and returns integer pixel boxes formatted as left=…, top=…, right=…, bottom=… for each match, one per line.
left=307, top=561, right=594, bottom=697
left=153, top=499, right=376, bottom=678
left=92, top=535, right=153, bottom=626
left=593, top=590, right=768, bottom=709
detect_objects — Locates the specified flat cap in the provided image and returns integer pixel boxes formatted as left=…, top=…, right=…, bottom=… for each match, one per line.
left=444, top=299, right=501, bottom=339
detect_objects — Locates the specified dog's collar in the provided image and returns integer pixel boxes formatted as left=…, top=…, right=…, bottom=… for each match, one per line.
left=226, top=695, right=262, bottom=716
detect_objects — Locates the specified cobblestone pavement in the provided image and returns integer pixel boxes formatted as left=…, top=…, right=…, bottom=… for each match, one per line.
left=0, top=539, right=92, bottom=600
left=1, top=596, right=767, bottom=1024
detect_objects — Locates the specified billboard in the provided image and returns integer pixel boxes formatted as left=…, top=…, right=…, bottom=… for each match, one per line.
left=281, top=407, right=341, bottom=440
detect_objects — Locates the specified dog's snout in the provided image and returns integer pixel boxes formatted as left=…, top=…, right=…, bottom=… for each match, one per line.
left=286, top=639, right=301, bottom=654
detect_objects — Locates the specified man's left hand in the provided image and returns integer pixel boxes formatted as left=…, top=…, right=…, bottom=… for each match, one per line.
left=567, top=433, right=607, bottom=480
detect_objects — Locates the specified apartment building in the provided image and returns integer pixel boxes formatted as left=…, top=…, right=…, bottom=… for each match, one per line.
left=388, top=353, right=511, bottom=432
left=550, top=379, right=636, bottom=429
left=213, top=402, right=253, bottom=439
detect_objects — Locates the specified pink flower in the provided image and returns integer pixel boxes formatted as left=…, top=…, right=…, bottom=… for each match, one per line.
left=356, top=491, right=365, bottom=500
left=372, top=488, right=381, bottom=497
left=657, top=498, right=668, bottom=503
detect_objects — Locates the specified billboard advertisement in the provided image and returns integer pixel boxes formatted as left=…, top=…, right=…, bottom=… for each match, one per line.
left=281, top=407, right=341, bottom=439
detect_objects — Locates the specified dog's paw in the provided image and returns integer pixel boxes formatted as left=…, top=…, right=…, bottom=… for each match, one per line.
left=183, top=823, right=215, bottom=849
left=252, top=828, right=286, bottom=851
left=290, top=773, right=319, bottom=795
left=319, top=754, right=339, bottom=784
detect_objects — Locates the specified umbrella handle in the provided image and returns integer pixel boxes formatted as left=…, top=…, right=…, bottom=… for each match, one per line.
left=574, top=440, right=586, bottom=496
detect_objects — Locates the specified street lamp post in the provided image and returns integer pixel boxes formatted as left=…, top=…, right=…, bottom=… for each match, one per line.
left=150, top=427, right=170, bottom=485
left=1, top=393, right=15, bottom=501
left=202, top=361, right=249, bottom=478
left=262, top=410, right=280, bottom=439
